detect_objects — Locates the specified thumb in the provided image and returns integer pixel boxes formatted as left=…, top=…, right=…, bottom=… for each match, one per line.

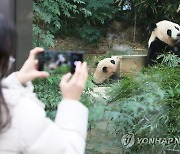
left=60, top=73, right=72, bottom=87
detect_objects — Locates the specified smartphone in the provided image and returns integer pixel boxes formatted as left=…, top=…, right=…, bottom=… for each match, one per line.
left=37, top=51, right=84, bottom=74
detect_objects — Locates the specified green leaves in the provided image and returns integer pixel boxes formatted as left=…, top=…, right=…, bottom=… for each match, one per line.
left=33, top=75, right=62, bottom=119
left=157, top=53, right=180, bottom=67
left=33, top=0, right=118, bottom=46
left=33, top=0, right=89, bottom=47
left=115, top=0, right=179, bottom=31
left=78, top=26, right=101, bottom=44
left=43, top=32, right=55, bottom=47
left=33, top=74, right=97, bottom=120
left=33, top=24, right=55, bottom=48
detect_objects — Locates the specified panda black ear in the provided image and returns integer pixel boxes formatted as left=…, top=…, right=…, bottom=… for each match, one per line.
left=95, top=62, right=99, bottom=67
left=102, top=67, right=108, bottom=73
left=162, top=16, right=171, bottom=22
left=148, top=22, right=157, bottom=32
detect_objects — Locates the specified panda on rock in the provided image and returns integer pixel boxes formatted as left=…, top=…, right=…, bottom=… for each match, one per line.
left=93, top=57, right=120, bottom=84
left=146, top=20, right=180, bottom=66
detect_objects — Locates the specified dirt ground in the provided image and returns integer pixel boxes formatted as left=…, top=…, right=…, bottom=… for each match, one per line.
left=53, top=36, right=146, bottom=53
left=51, top=36, right=147, bottom=75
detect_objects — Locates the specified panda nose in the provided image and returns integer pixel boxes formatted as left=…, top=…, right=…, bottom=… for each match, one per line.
left=177, top=33, right=180, bottom=37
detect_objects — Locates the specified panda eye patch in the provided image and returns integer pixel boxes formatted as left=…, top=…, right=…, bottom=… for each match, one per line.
left=175, top=26, right=179, bottom=31
left=110, top=60, right=115, bottom=64
left=102, top=66, right=108, bottom=73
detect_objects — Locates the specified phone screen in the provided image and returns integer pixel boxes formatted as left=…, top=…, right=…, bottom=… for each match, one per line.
left=38, top=51, right=84, bottom=74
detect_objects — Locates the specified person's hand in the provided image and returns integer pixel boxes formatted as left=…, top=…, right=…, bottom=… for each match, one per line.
left=17, top=47, right=49, bottom=84
left=60, top=61, right=88, bottom=101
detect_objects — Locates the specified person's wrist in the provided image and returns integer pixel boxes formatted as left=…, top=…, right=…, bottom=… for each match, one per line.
left=62, top=98, right=78, bottom=101
left=62, top=96, right=80, bottom=101
left=16, top=72, right=27, bottom=85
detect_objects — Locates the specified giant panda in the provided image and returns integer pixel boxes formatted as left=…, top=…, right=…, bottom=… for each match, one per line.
left=146, top=20, right=180, bottom=66
left=93, top=57, right=120, bottom=84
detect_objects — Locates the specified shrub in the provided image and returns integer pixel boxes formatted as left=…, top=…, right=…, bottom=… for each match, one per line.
left=33, top=0, right=90, bottom=48
left=157, top=52, right=180, bottom=67
left=78, top=25, right=101, bottom=44
left=106, top=55, right=180, bottom=153
left=33, top=74, right=98, bottom=120
left=33, top=0, right=119, bottom=46
left=115, top=0, right=180, bottom=26
left=33, top=75, right=62, bottom=119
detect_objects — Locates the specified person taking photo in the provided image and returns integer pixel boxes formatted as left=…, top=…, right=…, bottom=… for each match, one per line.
left=0, top=15, right=88, bottom=154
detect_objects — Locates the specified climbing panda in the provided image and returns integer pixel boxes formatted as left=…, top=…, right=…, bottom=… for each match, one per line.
left=146, top=20, right=180, bottom=66
left=93, top=57, right=120, bottom=84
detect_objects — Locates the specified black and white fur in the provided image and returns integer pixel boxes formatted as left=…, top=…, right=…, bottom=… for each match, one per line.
left=93, top=57, right=120, bottom=84
left=146, top=20, right=180, bottom=66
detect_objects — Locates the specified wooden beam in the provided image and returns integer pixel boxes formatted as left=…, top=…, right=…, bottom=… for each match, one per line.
left=0, top=0, right=33, bottom=71
left=15, top=0, right=33, bottom=70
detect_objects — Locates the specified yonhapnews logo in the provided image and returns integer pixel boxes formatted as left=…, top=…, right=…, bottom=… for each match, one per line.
left=121, top=133, right=180, bottom=148
left=121, top=133, right=135, bottom=148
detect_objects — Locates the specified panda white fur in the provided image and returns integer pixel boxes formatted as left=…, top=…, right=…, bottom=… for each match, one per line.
left=146, top=20, right=180, bottom=66
left=93, top=57, right=120, bottom=84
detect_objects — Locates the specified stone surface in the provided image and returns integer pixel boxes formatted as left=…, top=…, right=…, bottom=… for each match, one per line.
left=86, top=122, right=122, bottom=154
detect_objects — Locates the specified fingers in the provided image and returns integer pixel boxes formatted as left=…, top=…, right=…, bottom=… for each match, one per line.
left=70, top=61, right=81, bottom=82
left=34, top=59, right=38, bottom=69
left=29, top=47, right=44, bottom=60
left=70, top=61, right=88, bottom=88
left=35, top=71, right=50, bottom=78
left=77, top=62, right=88, bottom=87
left=60, top=73, right=72, bottom=88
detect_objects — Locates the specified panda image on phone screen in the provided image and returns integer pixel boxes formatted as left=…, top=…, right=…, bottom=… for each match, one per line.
left=71, top=53, right=83, bottom=73
left=38, top=51, right=83, bottom=74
